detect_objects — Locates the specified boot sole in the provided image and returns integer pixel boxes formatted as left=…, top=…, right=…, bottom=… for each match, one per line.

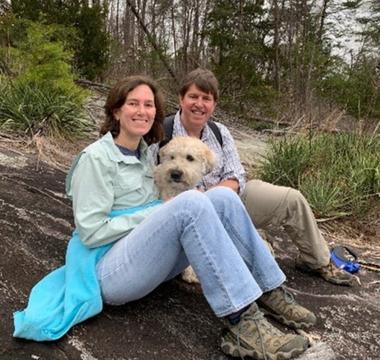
left=220, top=330, right=308, bottom=360
left=260, top=307, right=316, bottom=329
left=295, top=263, right=353, bottom=286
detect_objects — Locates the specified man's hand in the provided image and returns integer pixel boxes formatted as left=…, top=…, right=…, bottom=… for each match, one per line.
left=215, top=179, right=240, bottom=193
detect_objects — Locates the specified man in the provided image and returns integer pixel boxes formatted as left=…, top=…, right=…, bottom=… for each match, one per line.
left=154, top=67, right=353, bottom=287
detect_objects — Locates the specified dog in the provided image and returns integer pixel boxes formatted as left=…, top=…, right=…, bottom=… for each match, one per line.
left=154, top=136, right=216, bottom=200
left=154, top=136, right=217, bottom=283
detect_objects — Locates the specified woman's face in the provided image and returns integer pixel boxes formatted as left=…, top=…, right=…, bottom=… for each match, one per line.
left=114, top=84, right=156, bottom=144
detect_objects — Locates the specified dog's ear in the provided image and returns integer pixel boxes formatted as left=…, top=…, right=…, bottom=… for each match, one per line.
left=159, top=139, right=170, bottom=149
left=157, top=139, right=170, bottom=164
left=202, top=149, right=217, bottom=175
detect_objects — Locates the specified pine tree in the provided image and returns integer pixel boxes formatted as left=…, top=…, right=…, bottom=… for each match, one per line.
left=10, top=0, right=110, bottom=80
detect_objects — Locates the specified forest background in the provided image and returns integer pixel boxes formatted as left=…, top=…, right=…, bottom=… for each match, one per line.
left=0, top=0, right=379, bottom=227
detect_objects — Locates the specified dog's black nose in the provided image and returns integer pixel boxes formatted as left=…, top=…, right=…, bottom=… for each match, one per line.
left=170, top=169, right=183, bottom=182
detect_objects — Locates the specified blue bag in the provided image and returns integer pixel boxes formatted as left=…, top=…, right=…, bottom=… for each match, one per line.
left=330, top=246, right=360, bottom=274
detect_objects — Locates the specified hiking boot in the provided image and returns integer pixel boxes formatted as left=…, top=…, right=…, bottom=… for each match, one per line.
left=221, top=303, right=308, bottom=360
left=296, top=258, right=354, bottom=286
left=257, top=286, right=317, bottom=329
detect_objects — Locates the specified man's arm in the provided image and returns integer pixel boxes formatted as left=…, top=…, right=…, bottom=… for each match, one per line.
left=214, top=178, right=240, bottom=193
left=212, top=123, right=246, bottom=194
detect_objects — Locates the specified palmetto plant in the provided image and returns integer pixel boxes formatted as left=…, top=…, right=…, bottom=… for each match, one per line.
left=0, top=20, right=93, bottom=140
left=0, top=81, right=93, bottom=139
left=259, top=133, right=380, bottom=218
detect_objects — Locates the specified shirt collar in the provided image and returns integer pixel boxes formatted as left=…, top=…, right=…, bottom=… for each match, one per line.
left=100, top=132, right=148, bottom=164
left=173, top=110, right=211, bottom=141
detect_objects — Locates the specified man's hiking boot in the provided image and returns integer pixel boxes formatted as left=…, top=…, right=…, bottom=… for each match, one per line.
left=221, top=303, right=308, bottom=360
left=296, top=258, right=354, bottom=286
left=257, top=286, right=317, bottom=329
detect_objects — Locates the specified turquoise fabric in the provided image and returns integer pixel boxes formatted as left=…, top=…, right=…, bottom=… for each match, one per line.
left=13, top=200, right=162, bottom=341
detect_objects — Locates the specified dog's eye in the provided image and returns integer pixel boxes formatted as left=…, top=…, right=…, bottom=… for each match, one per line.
left=170, top=155, right=175, bottom=160
left=186, top=155, right=194, bottom=162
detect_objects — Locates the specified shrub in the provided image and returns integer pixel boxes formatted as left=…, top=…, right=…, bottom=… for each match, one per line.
left=10, top=1, right=110, bottom=80
left=316, top=57, right=380, bottom=120
left=14, top=21, right=86, bottom=101
left=258, top=133, right=380, bottom=218
left=0, top=21, right=93, bottom=139
left=0, top=80, right=93, bottom=139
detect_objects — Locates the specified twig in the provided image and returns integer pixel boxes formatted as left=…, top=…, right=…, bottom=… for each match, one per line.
left=316, top=214, right=351, bottom=223
left=76, top=79, right=111, bottom=94
left=0, top=143, right=28, bottom=156
left=372, top=120, right=380, bottom=135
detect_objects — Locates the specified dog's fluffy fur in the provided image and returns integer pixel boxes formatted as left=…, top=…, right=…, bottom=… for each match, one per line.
left=154, top=136, right=217, bottom=283
left=154, top=136, right=216, bottom=200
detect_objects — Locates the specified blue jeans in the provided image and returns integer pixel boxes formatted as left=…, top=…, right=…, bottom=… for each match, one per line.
left=96, top=187, right=285, bottom=317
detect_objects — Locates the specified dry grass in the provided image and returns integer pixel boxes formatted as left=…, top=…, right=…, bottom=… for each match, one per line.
left=0, top=131, right=96, bottom=172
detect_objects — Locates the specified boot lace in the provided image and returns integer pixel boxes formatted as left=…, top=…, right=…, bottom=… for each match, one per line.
left=280, top=286, right=295, bottom=304
left=236, top=310, right=268, bottom=360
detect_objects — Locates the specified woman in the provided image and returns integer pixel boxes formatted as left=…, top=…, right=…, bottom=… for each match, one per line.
left=17, top=76, right=313, bottom=359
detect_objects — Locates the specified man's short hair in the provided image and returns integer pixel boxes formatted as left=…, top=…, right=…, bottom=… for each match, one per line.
left=179, top=68, right=219, bottom=102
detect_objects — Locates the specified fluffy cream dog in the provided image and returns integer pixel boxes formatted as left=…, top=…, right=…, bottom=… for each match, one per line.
left=154, top=136, right=216, bottom=200
left=154, top=136, right=217, bottom=283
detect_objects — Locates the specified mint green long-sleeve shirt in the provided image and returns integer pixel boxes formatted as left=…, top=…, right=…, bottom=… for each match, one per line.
left=65, top=132, right=162, bottom=248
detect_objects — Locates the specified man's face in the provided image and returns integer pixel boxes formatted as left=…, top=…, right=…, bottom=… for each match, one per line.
left=179, top=84, right=216, bottom=128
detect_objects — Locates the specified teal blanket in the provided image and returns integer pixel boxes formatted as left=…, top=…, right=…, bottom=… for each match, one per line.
left=13, top=200, right=161, bottom=341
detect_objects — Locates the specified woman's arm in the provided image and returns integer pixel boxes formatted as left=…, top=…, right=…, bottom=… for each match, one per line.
left=69, top=152, right=158, bottom=248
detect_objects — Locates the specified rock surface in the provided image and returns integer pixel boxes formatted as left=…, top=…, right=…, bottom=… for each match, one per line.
left=0, top=96, right=379, bottom=360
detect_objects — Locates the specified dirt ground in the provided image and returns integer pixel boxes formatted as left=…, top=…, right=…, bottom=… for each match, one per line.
left=0, top=135, right=379, bottom=360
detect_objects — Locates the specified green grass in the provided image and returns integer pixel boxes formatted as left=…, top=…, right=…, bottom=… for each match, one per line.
left=258, top=133, right=380, bottom=218
left=0, top=81, right=93, bottom=139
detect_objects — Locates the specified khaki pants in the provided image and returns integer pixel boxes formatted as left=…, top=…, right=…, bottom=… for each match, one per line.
left=241, top=180, right=330, bottom=269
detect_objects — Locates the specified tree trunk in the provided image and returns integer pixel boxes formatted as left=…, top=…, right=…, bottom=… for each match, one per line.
left=126, top=0, right=177, bottom=82
left=272, top=0, right=281, bottom=91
